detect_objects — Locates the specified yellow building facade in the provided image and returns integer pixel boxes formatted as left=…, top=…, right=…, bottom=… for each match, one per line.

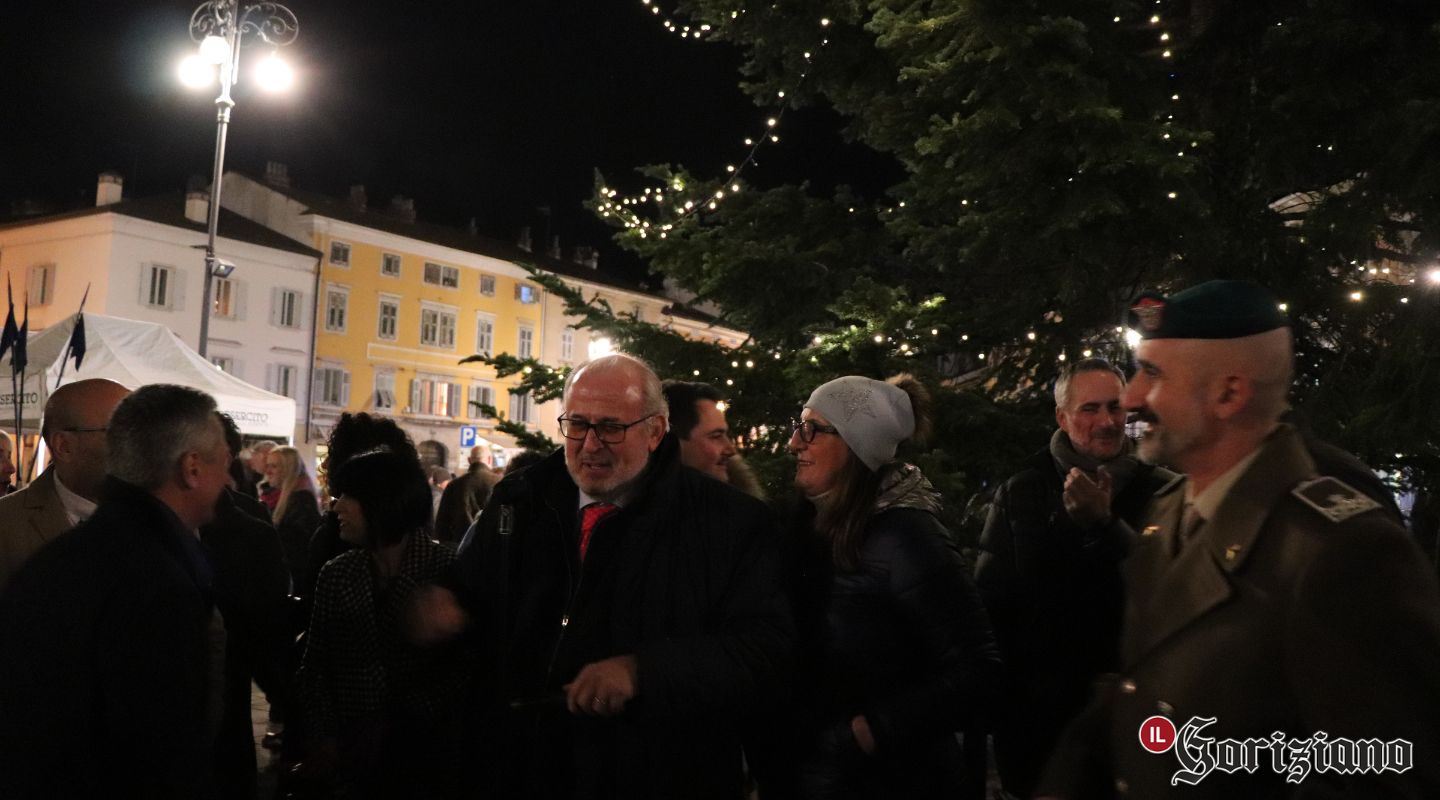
left=223, top=165, right=745, bottom=472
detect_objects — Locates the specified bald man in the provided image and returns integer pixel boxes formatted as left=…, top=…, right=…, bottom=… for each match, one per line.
left=0, top=378, right=130, bottom=591
left=1038, top=281, right=1440, bottom=798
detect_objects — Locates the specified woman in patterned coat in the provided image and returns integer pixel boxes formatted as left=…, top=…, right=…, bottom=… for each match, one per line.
left=294, top=449, right=467, bottom=798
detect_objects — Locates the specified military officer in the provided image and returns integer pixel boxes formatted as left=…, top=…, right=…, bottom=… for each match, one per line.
left=1037, top=280, right=1440, bottom=798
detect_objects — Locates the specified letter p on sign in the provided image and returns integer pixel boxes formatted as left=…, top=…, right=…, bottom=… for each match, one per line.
left=1139, top=716, right=1177, bottom=754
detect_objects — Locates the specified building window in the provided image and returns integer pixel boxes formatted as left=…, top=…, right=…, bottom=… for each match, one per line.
left=517, top=322, right=534, bottom=359
left=381, top=253, right=401, bottom=276
left=515, top=283, right=539, bottom=304
left=273, top=288, right=301, bottom=329
left=374, top=371, right=397, bottom=410
left=329, top=241, right=351, bottom=266
left=213, top=276, right=237, bottom=318
left=467, top=383, right=494, bottom=419
left=509, top=390, right=534, bottom=424
left=410, top=377, right=462, bottom=417
left=145, top=264, right=175, bottom=309
left=560, top=329, right=575, bottom=362
left=28, top=264, right=55, bottom=306
left=421, top=306, right=457, bottom=348
left=271, top=364, right=298, bottom=399
left=475, top=313, right=495, bottom=356
left=211, top=356, right=234, bottom=374
left=325, top=287, right=348, bottom=333
left=314, top=366, right=350, bottom=407
left=479, top=274, right=496, bottom=296
left=424, top=262, right=459, bottom=288
left=377, top=298, right=399, bottom=340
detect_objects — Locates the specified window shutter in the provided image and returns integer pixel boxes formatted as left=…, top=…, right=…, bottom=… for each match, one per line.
left=448, top=383, right=462, bottom=418
left=341, top=370, right=351, bottom=407
left=299, top=292, right=313, bottom=332
left=171, top=268, right=187, bottom=311
left=139, top=263, right=152, bottom=305
left=234, top=280, right=248, bottom=320
left=270, top=288, right=282, bottom=326
left=265, top=363, right=277, bottom=392
left=410, top=379, right=421, bottom=413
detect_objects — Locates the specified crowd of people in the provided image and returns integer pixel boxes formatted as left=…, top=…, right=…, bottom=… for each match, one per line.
left=0, top=279, right=1436, bottom=800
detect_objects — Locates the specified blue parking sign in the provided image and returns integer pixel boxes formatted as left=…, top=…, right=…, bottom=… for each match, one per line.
left=460, top=426, right=478, bottom=448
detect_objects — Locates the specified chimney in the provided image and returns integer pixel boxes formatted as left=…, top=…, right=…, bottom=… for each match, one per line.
left=348, top=185, right=367, bottom=211
left=264, top=161, right=291, bottom=187
left=96, top=172, right=123, bottom=206
left=548, top=235, right=562, bottom=259
left=185, top=191, right=210, bottom=224
left=572, top=246, right=599, bottom=270
left=517, top=226, right=532, bottom=252
left=389, top=195, right=417, bottom=223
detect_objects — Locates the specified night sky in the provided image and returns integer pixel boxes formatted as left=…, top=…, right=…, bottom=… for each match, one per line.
left=1, top=1, right=893, bottom=279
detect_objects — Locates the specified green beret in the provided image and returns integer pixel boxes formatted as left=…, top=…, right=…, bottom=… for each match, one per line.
left=1128, top=280, right=1289, bottom=340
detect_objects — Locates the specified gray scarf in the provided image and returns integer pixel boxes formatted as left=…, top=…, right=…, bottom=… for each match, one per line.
left=1049, top=429, right=1140, bottom=493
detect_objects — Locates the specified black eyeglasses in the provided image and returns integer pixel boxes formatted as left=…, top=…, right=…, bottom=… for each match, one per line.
left=791, top=419, right=840, bottom=443
left=557, top=414, right=658, bottom=444
left=61, top=427, right=108, bottom=434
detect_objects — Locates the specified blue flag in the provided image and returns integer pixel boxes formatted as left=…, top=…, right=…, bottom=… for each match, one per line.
left=67, top=313, right=86, bottom=371
left=0, top=279, right=16, bottom=366
left=11, top=293, right=27, bottom=375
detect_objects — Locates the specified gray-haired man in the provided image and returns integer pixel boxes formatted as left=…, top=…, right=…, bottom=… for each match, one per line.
left=0, top=384, right=233, bottom=798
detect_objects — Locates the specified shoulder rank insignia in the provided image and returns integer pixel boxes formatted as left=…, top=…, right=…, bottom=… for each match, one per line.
left=1291, top=477, right=1382, bottom=523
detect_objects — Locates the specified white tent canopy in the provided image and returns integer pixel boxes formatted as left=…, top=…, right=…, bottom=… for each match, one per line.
left=0, top=313, right=295, bottom=439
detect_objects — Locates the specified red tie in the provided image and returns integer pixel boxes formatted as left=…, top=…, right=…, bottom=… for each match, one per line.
left=579, top=502, right=617, bottom=561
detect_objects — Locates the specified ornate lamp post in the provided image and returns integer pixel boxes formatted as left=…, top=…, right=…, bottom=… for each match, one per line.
left=182, top=1, right=298, bottom=357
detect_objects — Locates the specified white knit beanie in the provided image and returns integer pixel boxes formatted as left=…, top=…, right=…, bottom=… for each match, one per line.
left=804, top=376, right=915, bottom=470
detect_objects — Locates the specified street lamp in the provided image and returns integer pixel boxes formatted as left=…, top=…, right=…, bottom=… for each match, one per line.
left=183, top=0, right=298, bottom=357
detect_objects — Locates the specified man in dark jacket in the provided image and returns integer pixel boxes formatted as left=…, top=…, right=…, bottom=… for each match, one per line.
left=202, top=413, right=294, bottom=798
left=0, top=384, right=234, bottom=799
left=415, top=354, right=793, bottom=800
left=434, top=445, right=499, bottom=544
left=976, top=358, right=1176, bottom=799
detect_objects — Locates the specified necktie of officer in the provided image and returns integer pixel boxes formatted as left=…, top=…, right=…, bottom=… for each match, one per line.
left=579, top=502, right=617, bottom=561
left=1173, top=504, right=1205, bottom=556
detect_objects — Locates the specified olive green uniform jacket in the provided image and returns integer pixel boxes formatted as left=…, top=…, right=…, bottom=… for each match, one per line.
left=1038, top=425, right=1440, bottom=798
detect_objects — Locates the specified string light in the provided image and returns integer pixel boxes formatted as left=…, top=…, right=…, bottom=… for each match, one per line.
left=603, top=4, right=836, bottom=232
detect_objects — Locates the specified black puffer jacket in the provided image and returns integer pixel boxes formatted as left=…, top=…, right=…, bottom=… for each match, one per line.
left=449, top=435, right=793, bottom=800
left=761, top=496, right=1002, bottom=799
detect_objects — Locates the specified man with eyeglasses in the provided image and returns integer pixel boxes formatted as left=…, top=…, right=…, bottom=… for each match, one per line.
left=413, top=353, right=792, bottom=800
left=0, top=378, right=129, bottom=592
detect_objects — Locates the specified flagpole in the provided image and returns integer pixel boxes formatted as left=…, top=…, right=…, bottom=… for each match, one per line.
left=53, top=284, right=91, bottom=391
left=9, top=278, right=23, bottom=489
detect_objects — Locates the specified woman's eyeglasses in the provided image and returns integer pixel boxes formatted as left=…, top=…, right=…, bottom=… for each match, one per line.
left=790, top=419, right=840, bottom=443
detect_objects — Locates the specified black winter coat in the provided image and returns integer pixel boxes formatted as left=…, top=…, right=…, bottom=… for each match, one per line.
left=974, top=448, right=1173, bottom=797
left=0, top=479, right=222, bottom=799
left=276, top=486, right=322, bottom=592
left=201, top=488, right=293, bottom=799
left=761, top=506, right=1002, bottom=799
left=449, top=436, right=793, bottom=800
